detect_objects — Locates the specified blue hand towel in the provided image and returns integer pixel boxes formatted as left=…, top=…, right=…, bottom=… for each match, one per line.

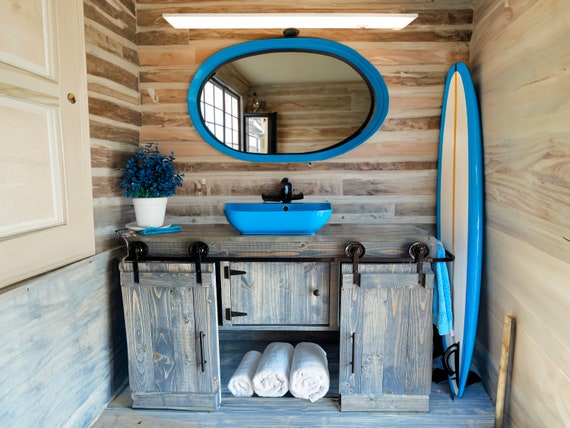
left=433, top=241, right=453, bottom=336
left=139, top=225, right=181, bottom=235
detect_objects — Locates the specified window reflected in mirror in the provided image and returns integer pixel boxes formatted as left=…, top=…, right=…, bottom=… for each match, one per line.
left=244, top=113, right=276, bottom=154
left=200, top=79, right=240, bottom=150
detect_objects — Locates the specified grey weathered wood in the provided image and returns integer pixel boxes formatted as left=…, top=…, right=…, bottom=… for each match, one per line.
left=0, top=250, right=128, bottom=428
left=120, top=261, right=220, bottom=411
left=131, top=391, right=220, bottom=411
left=93, top=377, right=495, bottom=428
left=95, top=322, right=494, bottom=425
left=223, top=261, right=333, bottom=327
left=127, top=224, right=439, bottom=260
left=95, top=313, right=493, bottom=426
left=340, top=394, right=430, bottom=412
left=339, top=263, right=434, bottom=411
left=120, top=225, right=436, bottom=413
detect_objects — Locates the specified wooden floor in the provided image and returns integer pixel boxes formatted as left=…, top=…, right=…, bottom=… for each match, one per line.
left=93, top=333, right=495, bottom=427
left=93, top=381, right=494, bottom=427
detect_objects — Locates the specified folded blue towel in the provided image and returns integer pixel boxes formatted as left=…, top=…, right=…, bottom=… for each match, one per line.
left=433, top=241, right=453, bottom=336
left=139, top=225, right=181, bottom=235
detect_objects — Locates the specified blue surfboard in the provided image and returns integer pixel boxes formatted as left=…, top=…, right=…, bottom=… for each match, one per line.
left=436, top=62, right=484, bottom=398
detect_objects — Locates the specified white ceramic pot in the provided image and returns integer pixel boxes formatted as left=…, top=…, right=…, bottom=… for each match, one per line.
left=132, top=197, right=168, bottom=227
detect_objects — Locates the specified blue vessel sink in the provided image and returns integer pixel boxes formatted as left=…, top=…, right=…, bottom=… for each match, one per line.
left=224, top=202, right=332, bottom=235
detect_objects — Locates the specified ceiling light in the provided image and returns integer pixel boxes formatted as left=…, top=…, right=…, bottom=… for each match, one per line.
left=162, top=13, right=418, bottom=31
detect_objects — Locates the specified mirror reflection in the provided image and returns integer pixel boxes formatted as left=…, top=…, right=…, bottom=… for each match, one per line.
left=199, top=52, right=373, bottom=154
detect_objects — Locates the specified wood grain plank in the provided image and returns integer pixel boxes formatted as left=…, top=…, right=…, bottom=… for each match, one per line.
left=84, top=21, right=138, bottom=64
left=86, top=53, right=139, bottom=91
left=338, top=263, right=432, bottom=411
left=224, top=262, right=333, bottom=326
left=471, top=2, right=570, bottom=421
left=480, top=230, right=570, bottom=426
left=84, top=0, right=137, bottom=43
left=359, top=286, right=387, bottom=394
left=0, top=251, right=127, bottom=427
left=88, top=97, right=141, bottom=125
left=94, top=384, right=493, bottom=427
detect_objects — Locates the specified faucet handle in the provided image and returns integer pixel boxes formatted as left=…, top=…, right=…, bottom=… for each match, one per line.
left=261, top=193, right=281, bottom=202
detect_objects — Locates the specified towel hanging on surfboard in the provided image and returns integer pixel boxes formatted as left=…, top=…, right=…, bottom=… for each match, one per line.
left=433, top=241, right=453, bottom=336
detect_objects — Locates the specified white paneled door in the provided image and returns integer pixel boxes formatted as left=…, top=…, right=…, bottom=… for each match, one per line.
left=0, top=0, right=94, bottom=288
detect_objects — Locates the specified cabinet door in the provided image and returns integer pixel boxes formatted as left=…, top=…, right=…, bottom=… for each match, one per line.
left=339, top=263, right=433, bottom=412
left=120, top=262, right=220, bottom=411
left=221, top=261, right=336, bottom=328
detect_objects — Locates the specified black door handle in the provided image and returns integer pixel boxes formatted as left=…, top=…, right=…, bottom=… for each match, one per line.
left=225, top=308, right=248, bottom=320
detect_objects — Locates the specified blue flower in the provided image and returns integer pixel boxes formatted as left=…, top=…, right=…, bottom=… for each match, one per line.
left=118, top=143, right=184, bottom=198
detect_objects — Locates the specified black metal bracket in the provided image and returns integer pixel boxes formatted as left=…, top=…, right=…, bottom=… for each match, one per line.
left=189, top=241, right=209, bottom=284
left=345, top=242, right=366, bottom=286
left=128, top=241, right=149, bottom=283
left=225, top=308, right=248, bottom=321
left=116, top=232, right=455, bottom=290
left=408, top=241, right=430, bottom=288
left=224, top=266, right=247, bottom=279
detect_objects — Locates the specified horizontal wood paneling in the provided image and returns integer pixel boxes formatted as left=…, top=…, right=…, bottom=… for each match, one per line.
left=85, top=0, right=140, bottom=251
left=471, top=0, right=570, bottom=425
left=0, top=250, right=127, bottom=428
left=136, top=0, right=472, bottom=229
left=245, top=81, right=371, bottom=153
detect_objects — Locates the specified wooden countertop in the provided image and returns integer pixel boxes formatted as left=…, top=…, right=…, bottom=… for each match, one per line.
left=119, top=224, right=438, bottom=260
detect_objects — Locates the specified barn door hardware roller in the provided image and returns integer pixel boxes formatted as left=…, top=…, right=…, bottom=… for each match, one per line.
left=345, top=241, right=366, bottom=286
left=115, top=229, right=149, bottom=283
left=128, top=241, right=149, bottom=284
left=189, top=241, right=209, bottom=284
left=408, top=241, right=430, bottom=287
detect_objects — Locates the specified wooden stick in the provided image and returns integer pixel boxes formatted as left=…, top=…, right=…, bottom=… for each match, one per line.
left=495, top=314, right=515, bottom=428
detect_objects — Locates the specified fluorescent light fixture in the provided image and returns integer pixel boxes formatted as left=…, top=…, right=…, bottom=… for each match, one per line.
left=162, top=13, right=418, bottom=31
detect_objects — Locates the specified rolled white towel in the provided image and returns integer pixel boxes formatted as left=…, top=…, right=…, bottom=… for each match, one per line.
left=228, top=350, right=262, bottom=397
left=253, top=342, right=294, bottom=397
left=289, top=342, right=330, bottom=402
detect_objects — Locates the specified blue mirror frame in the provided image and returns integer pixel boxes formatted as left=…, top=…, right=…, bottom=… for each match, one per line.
left=188, top=37, right=389, bottom=162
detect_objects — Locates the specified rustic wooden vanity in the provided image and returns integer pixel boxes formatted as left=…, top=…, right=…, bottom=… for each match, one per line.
left=118, top=224, right=438, bottom=413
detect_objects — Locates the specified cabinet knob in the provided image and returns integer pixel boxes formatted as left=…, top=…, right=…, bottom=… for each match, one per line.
left=313, top=289, right=321, bottom=297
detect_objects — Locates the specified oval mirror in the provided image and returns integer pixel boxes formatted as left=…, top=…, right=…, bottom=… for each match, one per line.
left=188, top=37, right=389, bottom=162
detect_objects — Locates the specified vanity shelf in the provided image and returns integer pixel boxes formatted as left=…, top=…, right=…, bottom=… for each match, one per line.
left=119, top=224, right=437, bottom=412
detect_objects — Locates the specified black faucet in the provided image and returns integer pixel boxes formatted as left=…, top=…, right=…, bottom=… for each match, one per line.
left=262, top=177, right=304, bottom=203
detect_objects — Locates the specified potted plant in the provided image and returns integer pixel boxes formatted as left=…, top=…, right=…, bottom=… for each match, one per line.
left=119, top=143, right=184, bottom=227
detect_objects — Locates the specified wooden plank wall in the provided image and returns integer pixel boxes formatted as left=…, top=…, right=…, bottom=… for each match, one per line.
left=84, top=0, right=141, bottom=251
left=0, top=249, right=128, bottom=427
left=251, top=81, right=371, bottom=153
left=135, top=0, right=473, bottom=230
left=0, top=2, right=135, bottom=427
left=39, top=1, right=146, bottom=415
left=471, top=0, right=570, bottom=425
